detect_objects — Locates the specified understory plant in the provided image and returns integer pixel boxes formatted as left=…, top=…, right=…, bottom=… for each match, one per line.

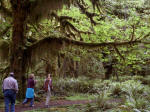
left=119, top=80, right=150, bottom=111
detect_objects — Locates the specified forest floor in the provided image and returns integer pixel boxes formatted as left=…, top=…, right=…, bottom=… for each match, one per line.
left=0, top=98, right=122, bottom=112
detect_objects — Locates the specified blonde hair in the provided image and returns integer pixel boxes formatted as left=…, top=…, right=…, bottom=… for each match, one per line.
left=29, top=73, right=34, bottom=78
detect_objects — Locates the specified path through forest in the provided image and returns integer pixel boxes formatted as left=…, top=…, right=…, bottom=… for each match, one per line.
left=0, top=99, right=122, bottom=112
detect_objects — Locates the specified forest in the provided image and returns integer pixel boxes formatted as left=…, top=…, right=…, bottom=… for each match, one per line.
left=0, top=0, right=150, bottom=111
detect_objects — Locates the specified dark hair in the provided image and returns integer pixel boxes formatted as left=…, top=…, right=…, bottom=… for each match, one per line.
left=47, top=73, right=51, bottom=78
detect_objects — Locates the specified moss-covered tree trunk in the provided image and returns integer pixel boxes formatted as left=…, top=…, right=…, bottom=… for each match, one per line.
left=10, top=1, right=26, bottom=99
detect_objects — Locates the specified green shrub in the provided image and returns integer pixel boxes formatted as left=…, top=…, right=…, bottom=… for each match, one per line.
left=118, top=76, right=133, bottom=82
left=121, top=80, right=145, bottom=97
left=124, top=96, right=149, bottom=110
left=53, top=77, right=99, bottom=95
left=119, top=80, right=150, bottom=111
left=133, top=75, right=150, bottom=85
left=110, top=83, right=122, bottom=97
left=96, top=91, right=111, bottom=110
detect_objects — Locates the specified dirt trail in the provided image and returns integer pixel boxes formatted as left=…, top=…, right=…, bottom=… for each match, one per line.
left=0, top=98, right=122, bottom=112
left=0, top=100, right=95, bottom=112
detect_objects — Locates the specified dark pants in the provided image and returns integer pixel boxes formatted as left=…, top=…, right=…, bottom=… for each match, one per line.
left=22, top=98, right=34, bottom=107
left=4, top=89, right=16, bottom=112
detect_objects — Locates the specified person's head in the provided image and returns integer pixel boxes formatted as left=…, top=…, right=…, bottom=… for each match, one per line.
left=29, top=73, right=34, bottom=79
left=47, top=73, right=51, bottom=79
left=9, top=72, right=14, bottom=77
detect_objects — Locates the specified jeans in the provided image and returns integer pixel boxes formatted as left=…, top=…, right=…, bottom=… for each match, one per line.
left=22, top=98, right=34, bottom=106
left=4, top=89, right=16, bottom=112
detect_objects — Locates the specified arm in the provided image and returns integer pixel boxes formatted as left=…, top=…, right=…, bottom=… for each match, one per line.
left=15, top=80, right=19, bottom=93
left=50, top=79, right=53, bottom=90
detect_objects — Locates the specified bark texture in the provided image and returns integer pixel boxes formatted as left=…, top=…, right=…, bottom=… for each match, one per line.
left=10, top=0, right=27, bottom=98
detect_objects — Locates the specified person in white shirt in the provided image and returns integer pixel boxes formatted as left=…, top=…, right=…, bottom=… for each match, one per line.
left=2, top=72, right=18, bottom=112
left=44, top=74, right=53, bottom=107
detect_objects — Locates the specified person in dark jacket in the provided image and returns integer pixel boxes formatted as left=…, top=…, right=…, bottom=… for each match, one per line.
left=22, top=74, right=36, bottom=107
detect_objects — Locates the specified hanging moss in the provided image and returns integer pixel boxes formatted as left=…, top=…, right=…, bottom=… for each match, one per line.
left=27, top=0, right=75, bottom=22
left=25, top=37, right=63, bottom=71
left=0, top=39, right=9, bottom=61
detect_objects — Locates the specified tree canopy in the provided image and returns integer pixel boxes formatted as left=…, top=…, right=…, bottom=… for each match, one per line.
left=0, top=0, right=150, bottom=77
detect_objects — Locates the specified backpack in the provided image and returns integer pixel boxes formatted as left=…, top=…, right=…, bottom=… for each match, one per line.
left=44, top=79, right=52, bottom=92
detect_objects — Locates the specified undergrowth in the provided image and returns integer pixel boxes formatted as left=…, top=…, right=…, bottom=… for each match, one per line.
left=1, top=75, right=150, bottom=112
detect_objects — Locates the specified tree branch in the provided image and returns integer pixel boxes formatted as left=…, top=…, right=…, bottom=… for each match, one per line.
left=77, top=0, right=99, bottom=25
left=130, top=25, right=135, bottom=42
left=24, top=35, right=150, bottom=68
left=50, top=12, right=92, bottom=40
left=89, top=0, right=103, bottom=13
left=113, top=45, right=125, bottom=60
left=27, top=36, right=144, bottom=51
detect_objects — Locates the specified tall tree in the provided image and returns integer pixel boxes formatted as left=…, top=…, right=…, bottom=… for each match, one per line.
left=0, top=0, right=76, bottom=98
left=0, top=0, right=149, bottom=98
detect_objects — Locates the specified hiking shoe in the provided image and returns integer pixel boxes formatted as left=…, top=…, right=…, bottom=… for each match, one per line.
left=30, top=105, right=35, bottom=107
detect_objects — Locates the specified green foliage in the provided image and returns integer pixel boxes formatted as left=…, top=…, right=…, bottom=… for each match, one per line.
left=53, top=76, right=96, bottom=94
left=110, top=83, right=122, bottom=97
left=115, top=79, right=150, bottom=111
left=96, top=91, right=110, bottom=110
left=121, top=80, right=145, bottom=96
left=1, top=0, right=150, bottom=111
left=35, top=76, right=45, bottom=91
left=66, top=93, right=95, bottom=100
left=23, top=75, right=150, bottom=112
left=1, top=0, right=150, bottom=78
